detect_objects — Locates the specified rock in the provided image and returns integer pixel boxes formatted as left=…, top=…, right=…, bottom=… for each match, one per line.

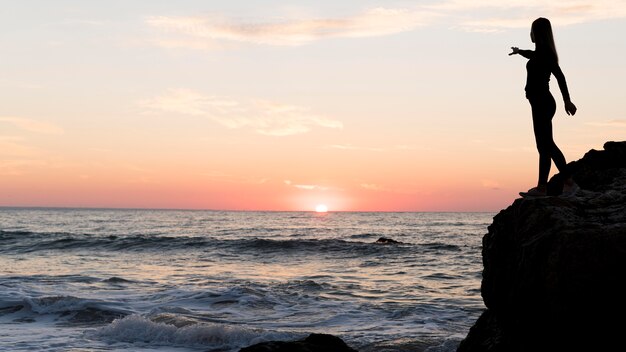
left=375, top=237, right=402, bottom=244
left=458, top=141, right=626, bottom=352
left=239, top=333, right=358, bottom=352
left=547, top=141, right=626, bottom=195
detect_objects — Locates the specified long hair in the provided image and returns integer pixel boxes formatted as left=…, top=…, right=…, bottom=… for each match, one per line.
left=532, top=17, right=558, bottom=63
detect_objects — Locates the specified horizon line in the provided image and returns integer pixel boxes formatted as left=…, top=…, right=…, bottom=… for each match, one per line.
left=0, top=205, right=497, bottom=213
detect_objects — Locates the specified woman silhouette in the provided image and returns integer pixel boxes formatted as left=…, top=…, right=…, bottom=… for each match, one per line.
left=510, top=17, right=578, bottom=197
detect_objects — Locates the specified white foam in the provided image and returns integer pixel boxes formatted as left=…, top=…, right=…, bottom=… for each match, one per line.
left=93, top=314, right=299, bottom=350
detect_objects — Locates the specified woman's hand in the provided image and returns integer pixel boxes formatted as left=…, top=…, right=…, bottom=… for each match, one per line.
left=509, top=47, right=520, bottom=56
left=565, top=100, right=577, bottom=116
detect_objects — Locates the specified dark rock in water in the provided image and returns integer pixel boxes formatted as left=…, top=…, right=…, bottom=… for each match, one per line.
left=458, top=141, right=626, bottom=352
left=239, top=333, right=358, bottom=352
left=102, top=276, right=132, bottom=284
left=375, top=237, right=402, bottom=244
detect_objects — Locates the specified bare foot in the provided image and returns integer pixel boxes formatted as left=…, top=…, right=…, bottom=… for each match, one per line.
left=520, top=185, right=547, bottom=197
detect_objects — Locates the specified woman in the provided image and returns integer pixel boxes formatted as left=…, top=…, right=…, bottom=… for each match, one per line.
left=510, top=17, right=578, bottom=197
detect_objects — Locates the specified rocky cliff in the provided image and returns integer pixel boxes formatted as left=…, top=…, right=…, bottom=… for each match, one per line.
left=458, top=141, right=626, bottom=352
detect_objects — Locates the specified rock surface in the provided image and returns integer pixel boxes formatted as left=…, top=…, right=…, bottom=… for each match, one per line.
left=239, top=333, right=358, bottom=352
left=458, top=141, right=626, bottom=352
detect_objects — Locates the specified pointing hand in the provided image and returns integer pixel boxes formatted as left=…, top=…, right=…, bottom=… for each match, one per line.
left=509, top=47, right=520, bottom=56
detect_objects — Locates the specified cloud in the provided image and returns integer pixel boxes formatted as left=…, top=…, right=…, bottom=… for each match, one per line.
left=0, top=117, right=64, bottom=134
left=139, top=89, right=343, bottom=136
left=481, top=179, right=501, bottom=190
left=145, top=7, right=437, bottom=47
left=284, top=180, right=332, bottom=191
left=360, top=183, right=385, bottom=191
left=294, top=184, right=330, bottom=191
left=145, top=2, right=626, bottom=49
left=437, top=0, right=626, bottom=31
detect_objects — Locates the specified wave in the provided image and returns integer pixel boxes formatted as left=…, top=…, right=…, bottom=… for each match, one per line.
left=1, top=230, right=463, bottom=257
left=92, top=314, right=300, bottom=351
left=0, top=230, right=214, bottom=253
left=0, top=295, right=130, bottom=325
left=0, top=230, right=423, bottom=255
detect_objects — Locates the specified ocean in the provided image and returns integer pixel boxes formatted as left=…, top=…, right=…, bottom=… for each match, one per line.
left=0, top=208, right=494, bottom=351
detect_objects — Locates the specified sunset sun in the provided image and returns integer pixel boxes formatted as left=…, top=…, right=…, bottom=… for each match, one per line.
left=315, top=204, right=328, bottom=213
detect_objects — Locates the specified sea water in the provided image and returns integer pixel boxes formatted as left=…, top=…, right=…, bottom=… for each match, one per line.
left=0, top=209, right=494, bottom=351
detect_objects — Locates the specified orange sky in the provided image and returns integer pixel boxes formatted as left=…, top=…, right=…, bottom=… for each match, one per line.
left=1, top=1, right=625, bottom=211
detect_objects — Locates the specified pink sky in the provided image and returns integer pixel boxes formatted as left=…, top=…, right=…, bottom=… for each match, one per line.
left=1, top=1, right=625, bottom=211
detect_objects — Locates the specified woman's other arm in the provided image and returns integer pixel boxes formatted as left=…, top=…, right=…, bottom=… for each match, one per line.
left=552, top=64, right=577, bottom=116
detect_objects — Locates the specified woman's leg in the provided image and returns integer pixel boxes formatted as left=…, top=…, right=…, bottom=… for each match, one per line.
left=544, top=94, right=570, bottom=176
left=549, top=139, right=568, bottom=174
left=530, top=94, right=560, bottom=186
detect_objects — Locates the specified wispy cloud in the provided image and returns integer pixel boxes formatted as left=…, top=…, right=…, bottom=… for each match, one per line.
left=145, top=1, right=626, bottom=49
left=294, top=184, right=331, bottom=191
left=481, top=179, right=501, bottom=190
left=360, top=183, right=386, bottom=191
left=0, top=117, right=64, bottom=134
left=284, top=180, right=333, bottom=191
left=438, top=0, right=626, bottom=31
left=139, top=89, right=343, bottom=136
left=145, top=7, right=437, bottom=47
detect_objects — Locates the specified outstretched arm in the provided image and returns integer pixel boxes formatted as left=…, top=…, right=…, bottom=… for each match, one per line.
left=509, top=47, right=534, bottom=59
left=552, top=64, right=577, bottom=116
